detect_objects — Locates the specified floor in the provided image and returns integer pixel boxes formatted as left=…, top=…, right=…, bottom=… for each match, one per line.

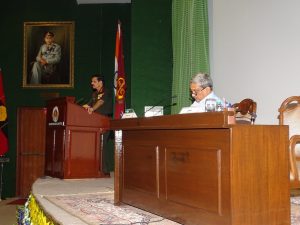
left=1, top=180, right=299, bottom=225
left=0, top=175, right=115, bottom=225
left=6, top=173, right=178, bottom=225
left=0, top=198, right=21, bottom=225
left=32, top=176, right=115, bottom=225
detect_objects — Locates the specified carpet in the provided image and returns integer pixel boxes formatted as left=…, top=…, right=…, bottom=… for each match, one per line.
left=291, top=197, right=300, bottom=225
left=45, top=192, right=300, bottom=225
left=45, top=192, right=179, bottom=225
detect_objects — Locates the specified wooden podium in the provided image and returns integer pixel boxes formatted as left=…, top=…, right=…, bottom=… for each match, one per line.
left=111, top=112, right=291, bottom=225
left=45, top=96, right=110, bottom=179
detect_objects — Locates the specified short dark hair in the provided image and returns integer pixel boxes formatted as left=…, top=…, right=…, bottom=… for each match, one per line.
left=91, top=74, right=105, bottom=86
left=44, top=31, right=54, bottom=37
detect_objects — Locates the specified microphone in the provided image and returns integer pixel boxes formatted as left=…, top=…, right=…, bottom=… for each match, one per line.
left=164, top=102, right=177, bottom=109
left=76, top=97, right=85, bottom=104
left=154, top=102, right=177, bottom=115
left=144, top=95, right=177, bottom=116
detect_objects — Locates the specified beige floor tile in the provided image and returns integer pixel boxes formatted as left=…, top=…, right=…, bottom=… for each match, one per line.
left=0, top=198, right=18, bottom=225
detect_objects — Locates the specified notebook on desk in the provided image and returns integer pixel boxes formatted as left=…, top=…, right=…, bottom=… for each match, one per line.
left=179, top=106, right=202, bottom=114
left=121, top=109, right=137, bottom=119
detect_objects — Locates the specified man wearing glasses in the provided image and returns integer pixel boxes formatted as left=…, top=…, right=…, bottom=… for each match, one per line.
left=189, top=72, right=222, bottom=112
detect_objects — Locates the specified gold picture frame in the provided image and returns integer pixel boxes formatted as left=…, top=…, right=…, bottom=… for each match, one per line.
left=23, top=21, right=74, bottom=88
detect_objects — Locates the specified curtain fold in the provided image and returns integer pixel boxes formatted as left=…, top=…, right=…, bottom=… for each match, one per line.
left=172, top=0, right=210, bottom=113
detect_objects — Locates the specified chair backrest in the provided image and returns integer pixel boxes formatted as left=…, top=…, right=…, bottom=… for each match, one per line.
left=232, top=98, right=257, bottom=124
left=278, top=96, right=300, bottom=137
left=278, top=96, right=300, bottom=187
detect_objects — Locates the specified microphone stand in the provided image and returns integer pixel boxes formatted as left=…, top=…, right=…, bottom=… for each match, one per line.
left=154, top=103, right=177, bottom=115
left=75, top=97, right=85, bottom=105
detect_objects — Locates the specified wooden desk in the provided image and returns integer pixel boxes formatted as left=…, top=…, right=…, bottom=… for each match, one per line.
left=111, top=112, right=290, bottom=225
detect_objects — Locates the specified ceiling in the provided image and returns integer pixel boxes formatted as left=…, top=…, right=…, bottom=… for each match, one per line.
left=77, top=0, right=131, bottom=4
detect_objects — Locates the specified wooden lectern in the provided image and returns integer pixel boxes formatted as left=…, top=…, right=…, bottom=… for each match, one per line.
left=45, top=96, right=110, bottom=179
left=111, top=112, right=290, bottom=225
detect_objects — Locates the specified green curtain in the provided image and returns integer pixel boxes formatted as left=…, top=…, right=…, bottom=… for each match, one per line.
left=171, top=0, right=210, bottom=113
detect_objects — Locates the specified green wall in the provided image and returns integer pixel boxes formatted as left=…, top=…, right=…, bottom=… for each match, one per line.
left=131, top=0, right=173, bottom=116
left=0, top=0, right=173, bottom=198
left=0, top=0, right=131, bottom=198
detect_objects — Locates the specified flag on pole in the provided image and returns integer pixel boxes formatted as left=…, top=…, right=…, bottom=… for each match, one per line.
left=0, top=69, right=8, bottom=156
left=114, top=20, right=126, bottom=119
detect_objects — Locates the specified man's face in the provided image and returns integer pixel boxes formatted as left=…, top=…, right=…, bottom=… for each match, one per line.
left=44, top=35, right=54, bottom=45
left=190, top=83, right=208, bottom=102
left=91, top=77, right=103, bottom=90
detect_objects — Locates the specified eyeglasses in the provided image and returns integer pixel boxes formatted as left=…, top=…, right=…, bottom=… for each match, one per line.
left=191, top=87, right=206, bottom=97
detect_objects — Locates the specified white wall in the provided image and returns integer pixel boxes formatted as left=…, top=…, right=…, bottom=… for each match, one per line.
left=209, top=0, right=300, bottom=124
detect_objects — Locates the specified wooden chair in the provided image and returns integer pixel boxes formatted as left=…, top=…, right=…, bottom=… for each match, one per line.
left=278, top=96, right=300, bottom=189
left=232, top=98, right=257, bottom=124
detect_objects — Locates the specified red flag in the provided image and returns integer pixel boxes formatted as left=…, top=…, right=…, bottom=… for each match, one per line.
left=114, top=21, right=126, bottom=119
left=0, top=69, right=8, bottom=156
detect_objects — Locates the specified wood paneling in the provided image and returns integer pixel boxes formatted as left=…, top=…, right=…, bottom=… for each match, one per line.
left=16, top=107, right=46, bottom=198
left=165, top=147, right=222, bottom=213
left=124, top=145, right=157, bottom=194
left=111, top=113, right=290, bottom=225
left=67, top=127, right=101, bottom=178
left=45, top=97, right=110, bottom=179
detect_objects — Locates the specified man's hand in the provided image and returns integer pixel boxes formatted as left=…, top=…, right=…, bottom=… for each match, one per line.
left=82, top=104, right=94, bottom=114
left=40, top=58, right=47, bottom=65
left=87, top=107, right=94, bottom=114
left=82, top=104, right=89, bottom=109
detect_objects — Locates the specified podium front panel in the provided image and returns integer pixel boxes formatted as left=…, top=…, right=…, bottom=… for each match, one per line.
left=65, top=126, right=101, bottom=178
left=45, top=97, right=109, bottom=179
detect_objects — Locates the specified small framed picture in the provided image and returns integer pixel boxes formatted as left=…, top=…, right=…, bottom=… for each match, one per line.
left=22, top=21, right=74, bottom=88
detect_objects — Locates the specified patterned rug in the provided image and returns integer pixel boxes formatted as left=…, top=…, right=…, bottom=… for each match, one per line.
left=291, top=197, right=300, bottom=225
left=45, top=192, right=300, bottom=225
left=45, top=192, right=179, bottom=225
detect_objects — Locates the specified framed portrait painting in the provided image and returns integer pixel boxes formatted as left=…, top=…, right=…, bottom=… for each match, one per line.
left=23, top=21, right=74, bottom=88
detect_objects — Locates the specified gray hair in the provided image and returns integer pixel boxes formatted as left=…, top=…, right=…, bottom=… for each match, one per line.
left=190, top=73, right=213, bottom=89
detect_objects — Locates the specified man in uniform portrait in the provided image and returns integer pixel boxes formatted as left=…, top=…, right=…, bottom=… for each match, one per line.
left=30, top=31, right=61, bottom=84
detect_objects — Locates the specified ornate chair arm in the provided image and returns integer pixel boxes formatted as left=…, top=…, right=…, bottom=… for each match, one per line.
left=289, top=135, right=300, bottom=181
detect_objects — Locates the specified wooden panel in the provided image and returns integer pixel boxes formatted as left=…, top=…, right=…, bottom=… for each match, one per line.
left=231, top=125, right=290, bottom=225
left=45, top=127, right=65, bottom=178
left=123, top=145, right=157, bottom=194
left=46, top=97, right=109, bottom=129
left=16, top=107, right=46, bottom=198
left=52, top=128, right=65, bottom=178
left=113, top=114, right=290, bottom=225
left=18, top=108, right=46, bottom=153
left=17, top=155, right=45, bottom=197
left=122, top=129, right=231, bottom=225
left=165, top=147, right=221, bottom=214
left=111, top=111, right=234, bottom=130
left=45, top=128, right=55, bottom=175
left=66, top=127, right=101, bottom=178
left=45, top=97, right=110, bottom=179
left=66, top=102, right=110, bottom=129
